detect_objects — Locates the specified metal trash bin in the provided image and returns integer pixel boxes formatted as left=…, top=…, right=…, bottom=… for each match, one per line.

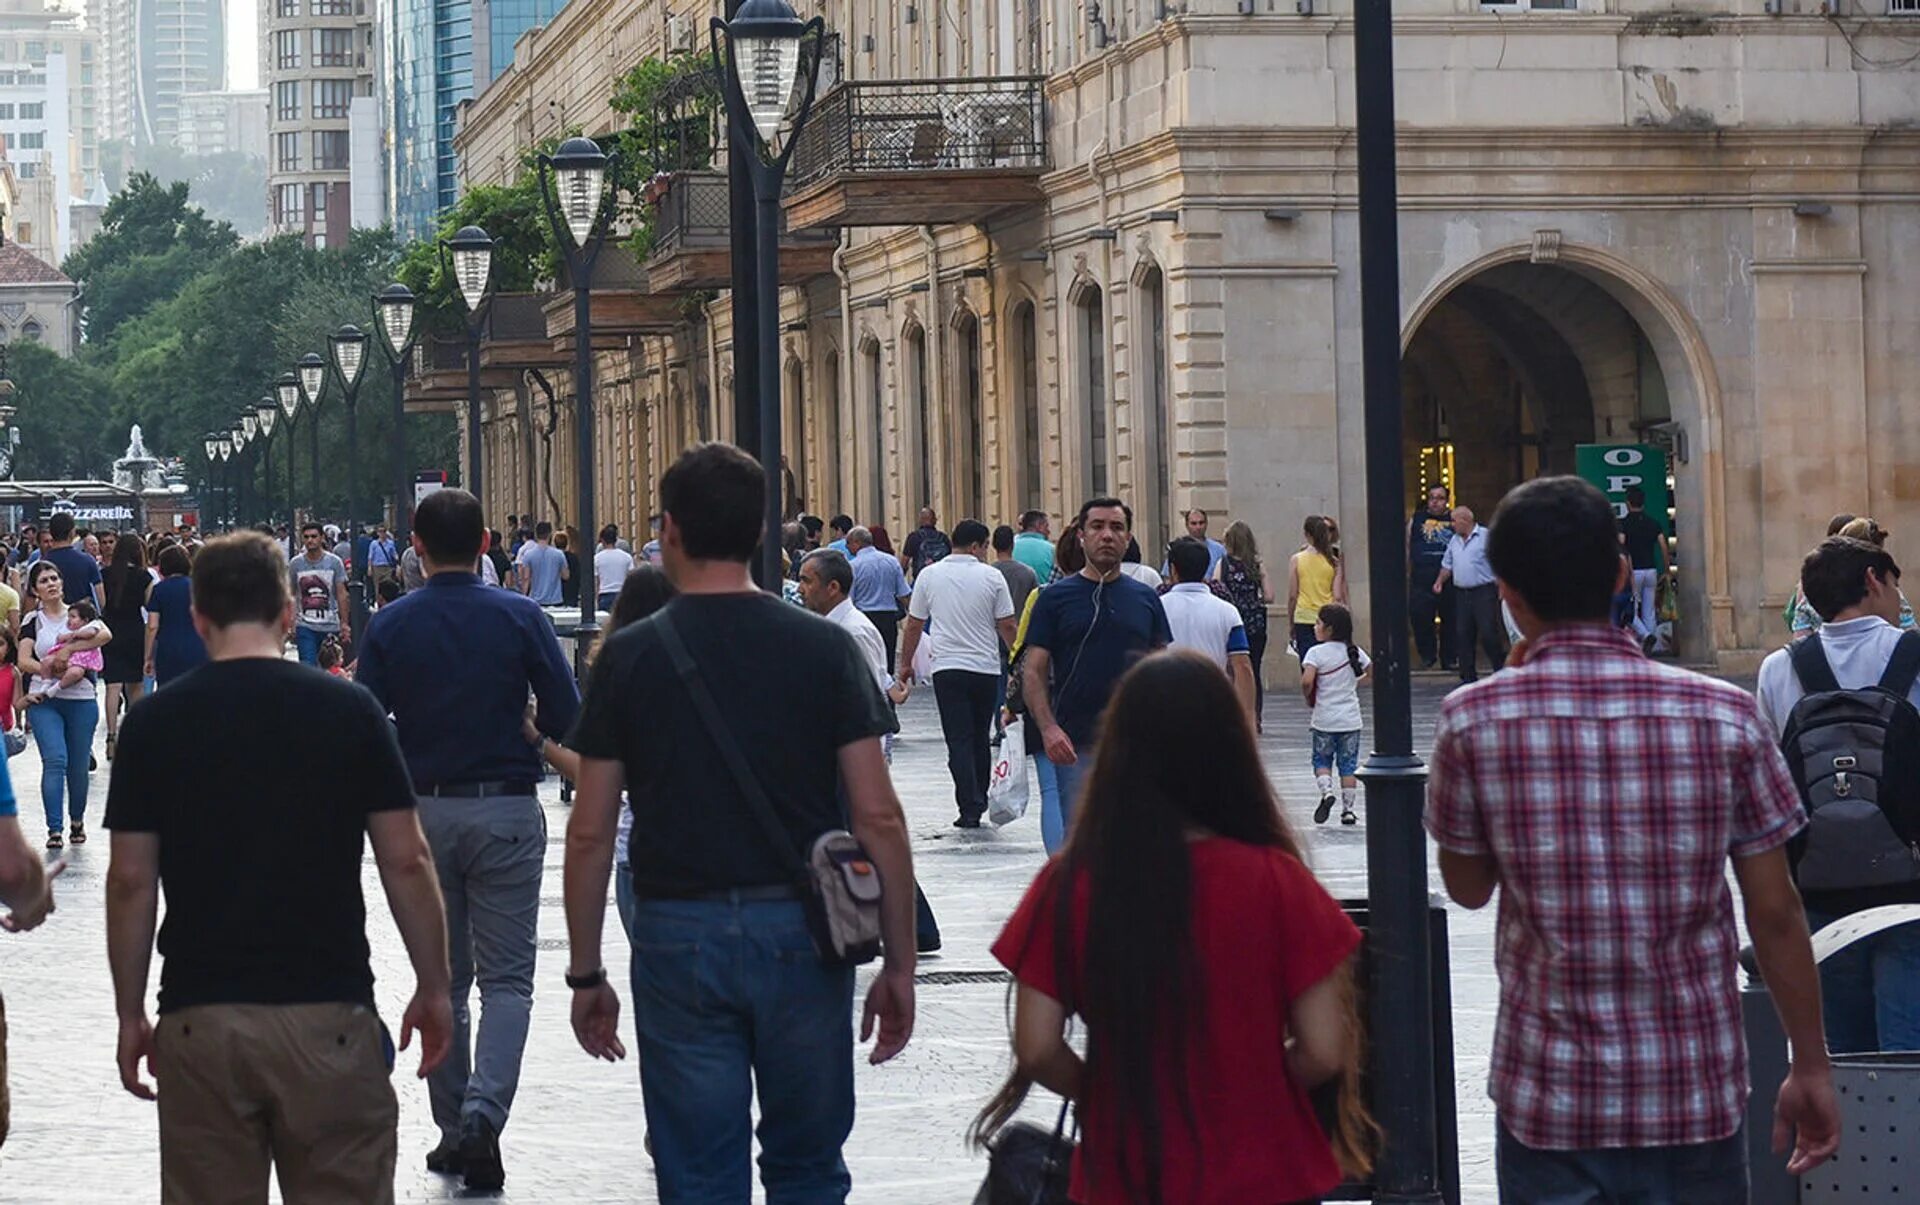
left=1742, top=903, right=1920, bottom=1204
left=1798, top=1051, right=1920, bottom=1198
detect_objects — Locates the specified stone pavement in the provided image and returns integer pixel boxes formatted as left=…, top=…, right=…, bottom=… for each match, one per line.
left=0, top=668, right=1685, bottom=1203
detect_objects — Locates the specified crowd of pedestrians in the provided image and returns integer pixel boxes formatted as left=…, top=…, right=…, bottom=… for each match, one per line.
left=0, top=448, right=1914, bottom=1204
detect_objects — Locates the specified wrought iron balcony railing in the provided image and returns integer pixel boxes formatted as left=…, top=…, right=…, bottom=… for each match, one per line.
left=790, top=76, right=1046, bottom=187
left=651, top=170, right=838, bottom=257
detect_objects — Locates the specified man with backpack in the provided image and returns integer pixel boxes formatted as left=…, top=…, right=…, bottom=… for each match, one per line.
left=1757, top=535, right=1920, bottom=1055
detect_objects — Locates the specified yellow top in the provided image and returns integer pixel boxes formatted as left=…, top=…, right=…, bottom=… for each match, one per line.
left=1292, top=550, right=1337, bottom=624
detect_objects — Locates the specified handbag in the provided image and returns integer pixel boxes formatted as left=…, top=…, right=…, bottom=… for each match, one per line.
left=982, top=1095, right=1075, bottom=1205
left=654, top=608, right=883, bottom=968
left=987, top=721, right=1030, bottom=827
left=3, top=729, right=24, bottom=759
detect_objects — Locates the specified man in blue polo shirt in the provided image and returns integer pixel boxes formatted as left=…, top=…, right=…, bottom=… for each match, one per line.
left=847, top=525, right=911, bottom=675
left=1023, top=498, right=1171, bottom=839
left=356, top=488, right=579, bottom=1193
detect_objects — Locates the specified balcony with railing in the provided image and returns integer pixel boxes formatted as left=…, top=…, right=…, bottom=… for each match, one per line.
left=478, top=293, right=568, bottom=370
left=541, top=243, right=684, bottom=354
left=784, top=75, right=1047, bottom=229
left=645, top=170, right=838, bottom=292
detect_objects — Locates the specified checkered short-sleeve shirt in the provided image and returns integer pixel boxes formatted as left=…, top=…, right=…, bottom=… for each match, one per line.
left=1424, top=625, right=1805, bottom=1151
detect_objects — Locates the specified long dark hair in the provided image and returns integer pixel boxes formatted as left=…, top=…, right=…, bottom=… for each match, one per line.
left=105, top=529, right=149, bottom=608
left=609, top=563, right=676, bottom=632
left=1319, top=602, right=1364, bottom=677
left=974, top=650, right=1375, bottom=1193
left=1304, top=514, right=1339, bottom=565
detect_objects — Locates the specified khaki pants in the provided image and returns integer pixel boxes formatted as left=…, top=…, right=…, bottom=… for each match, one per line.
left=155, top=1002, right=397, bottom=1205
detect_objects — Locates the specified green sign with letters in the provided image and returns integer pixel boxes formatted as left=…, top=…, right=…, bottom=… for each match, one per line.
left=1575, top=443, right=1669, bottom=528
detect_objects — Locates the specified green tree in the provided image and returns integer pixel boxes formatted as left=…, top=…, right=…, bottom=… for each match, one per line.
left=63, top=173, right=240, bottom=343
left=7, top=343, right=120, bottom=479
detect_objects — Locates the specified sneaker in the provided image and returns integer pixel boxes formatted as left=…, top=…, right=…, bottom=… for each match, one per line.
left=458, top=1113, right=505, bottom=1192
left=1341, top=806, right=1358, bottom=826
left=424, top=1135, right=464, bottom=1176
left=952, top=815, right=982, bottom=830
left=1419, top=657, right=1438, bottom=670
left=1314, top=794, right=1336, bottom=825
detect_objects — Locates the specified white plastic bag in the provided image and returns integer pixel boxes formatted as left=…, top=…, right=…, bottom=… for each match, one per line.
left=987, top=723, right=1031, bottom=827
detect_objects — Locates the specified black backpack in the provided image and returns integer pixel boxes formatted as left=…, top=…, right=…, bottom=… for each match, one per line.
left=914, top=527, right=952, bottom=574
left=1779, top=631, right=1920, bottom=893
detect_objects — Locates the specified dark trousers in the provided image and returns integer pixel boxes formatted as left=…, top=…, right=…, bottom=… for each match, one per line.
left=1409, top=563, right=1454, bottom=667
left=932, top=669, right=998, bottom=821
left=1455, top=583, right=1510, bottom=683
left=862, top=609, right=901, bottom=675
left=1496, top=1119, right=1747, bottom=1204
left=1247, top=627, right=1269, bottom=727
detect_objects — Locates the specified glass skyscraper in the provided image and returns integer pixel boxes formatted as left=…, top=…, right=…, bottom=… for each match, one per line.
left=386, top=0, right=566, bottom=239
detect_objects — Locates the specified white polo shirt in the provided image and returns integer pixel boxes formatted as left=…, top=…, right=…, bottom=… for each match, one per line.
left=1159, top=582, right=1250, bottom=671
left=829, top=598, right=892, bottom=695
left=906, top=552, right=1014, bottom=677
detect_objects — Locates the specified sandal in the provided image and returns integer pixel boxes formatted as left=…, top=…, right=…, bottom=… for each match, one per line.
left=46, top=830, right=63, bottom=850
left=69, top=822, right=86, bottom=845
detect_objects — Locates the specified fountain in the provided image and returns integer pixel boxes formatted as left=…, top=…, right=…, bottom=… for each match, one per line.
left=112, top=424, right=167, bottom=494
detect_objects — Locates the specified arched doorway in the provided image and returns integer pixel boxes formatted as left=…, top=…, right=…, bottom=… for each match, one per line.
left=1401, top=253, right=1722, bottom=661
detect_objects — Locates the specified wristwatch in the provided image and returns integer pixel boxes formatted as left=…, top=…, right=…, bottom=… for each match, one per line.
left=564, top=966, right=607, bottom=990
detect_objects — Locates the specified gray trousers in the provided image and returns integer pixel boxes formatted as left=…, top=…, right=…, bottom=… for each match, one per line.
left=417, top=793, right=545, bottom=1138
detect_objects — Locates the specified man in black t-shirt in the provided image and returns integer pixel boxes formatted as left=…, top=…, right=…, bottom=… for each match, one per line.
left=563, top=442, right=917, bottom=1202
left=1619, top=484, right=1669, bottom=649
left=104, top=531, right=451, bottom=1205
left=1409, top=484, right=1456, bottom=669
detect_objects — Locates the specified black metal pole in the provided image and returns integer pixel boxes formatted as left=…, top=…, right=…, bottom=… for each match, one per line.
left=754, top=177, right=782, bottom=591
left=287, top=411, right=298, bottom=547
left=391, top=356, right=410, bottom=546
left=309, top=408, right=320, bottom=524
left=344, top=387, right=369, bottom=652
left=262, top=438, right=272, bottom=535
left=573, top=268, right=599, bottom=665
left=724, top=0, right=760, bottom=496
left=1352, top=1, right=1444, bottom=1201
left=466, top=316, right=485, bottom=502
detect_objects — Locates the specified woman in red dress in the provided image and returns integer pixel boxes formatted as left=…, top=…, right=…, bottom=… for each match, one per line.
left=977, top=648, right=1374, bottom=1204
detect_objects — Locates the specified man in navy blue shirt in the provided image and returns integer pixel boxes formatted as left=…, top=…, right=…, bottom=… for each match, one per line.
left=42, top=513, right=102, bottom=607
left=1023, top=498, right=1171, bottom=842
left=355, top=487, right=578, bottom=1194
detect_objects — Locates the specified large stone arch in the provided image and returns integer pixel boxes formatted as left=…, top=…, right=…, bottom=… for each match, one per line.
left=1402, top=241, right=1732, bottom=659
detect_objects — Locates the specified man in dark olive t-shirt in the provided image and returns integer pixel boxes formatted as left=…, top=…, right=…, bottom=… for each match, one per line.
left=104, top=531, right=451, bottom=1205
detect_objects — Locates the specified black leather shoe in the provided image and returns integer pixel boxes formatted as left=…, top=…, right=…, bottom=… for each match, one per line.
left=424, top=1135, right=464, bottom=1175
left=459, top=1114, right=505, bottom=1192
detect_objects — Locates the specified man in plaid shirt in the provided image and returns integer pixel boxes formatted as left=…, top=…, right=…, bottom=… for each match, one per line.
left=1425, top=476, right=1840, bottom=1202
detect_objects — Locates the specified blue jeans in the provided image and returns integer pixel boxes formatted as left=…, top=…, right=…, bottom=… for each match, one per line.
left=630, top=896, right=855, bottom=1204
left=1496, top=1119, right=1747, bottom=1204
left=1806, top=907, right=1920, bottom=1053
left=31, top=695, right=97, bottom=832
left=1045, top=752, right=1092, bottom=851
left=615, top=863, right=636, bottom=942
left=294, top=626, right=332, bottom=665
left=1036, top=756, right=1064, bottom=854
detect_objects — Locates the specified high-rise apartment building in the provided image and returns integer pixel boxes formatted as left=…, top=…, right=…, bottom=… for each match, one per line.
left=262, top=0, right=375, bottom=248
left=88, top=0, right=225, bottom=148
left=0, top=0, right=100, bottom=261
left=386, top=0, right=565, bottom=239
left=178, top=88, right=268, bottom=159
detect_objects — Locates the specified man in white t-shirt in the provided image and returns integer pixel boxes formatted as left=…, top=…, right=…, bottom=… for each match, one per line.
left=592, top=525, right=634, bottom=613
left=1160, top=536, right=1255, bottom=719
left=899, top=520, right=1016, bottom=828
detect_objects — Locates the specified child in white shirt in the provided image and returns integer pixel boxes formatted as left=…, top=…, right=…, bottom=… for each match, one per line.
left=1300, top=603, right=1372, bottom=826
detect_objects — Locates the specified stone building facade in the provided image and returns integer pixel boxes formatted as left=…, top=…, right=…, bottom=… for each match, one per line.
left=447, top=0, right=1920, bottom=667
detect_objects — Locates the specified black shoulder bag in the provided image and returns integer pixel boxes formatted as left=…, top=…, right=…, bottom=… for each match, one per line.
left=654, top=608, right=883, bottom=967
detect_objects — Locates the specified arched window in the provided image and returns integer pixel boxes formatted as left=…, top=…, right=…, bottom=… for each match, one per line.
left=1013, top=300, right=1041, bottom=509
left=785, top=359, right=806, bottom=507
left=904, top=324, right=931, bottom=511
left=1138, top=266, right=1170, bottom=548
left=821, top=350, right=841, bottom=512
left=20, top=319, right=42, bottom=343
left=1076, top=287, right=1107, bottom=497
left=863, top=340, right=885, bottom=528
left=953, top=311, right=983, bottom=520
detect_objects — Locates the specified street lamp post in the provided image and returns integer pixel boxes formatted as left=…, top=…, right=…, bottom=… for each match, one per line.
left=374, top=284, right=420, bottom=546
left=298, top=352, right=327, bottom=523
left=331, top=323, right=372, bottom=650
left=217, top=435, right=233, bottom=527
left=276, top=372, right=303, bottom=547
left=441, top=225, right=495, bottom=502
left=711, top=0, right=827, bottom=589
left=537, top=136, right=614, bottom=670
left=231, top=415, right=253, bottom=526
left=1352, top=0, right=1445, bottom=1201
left=255, top=396, right=278, bottom=536
left=204, top=435, right=221, bottom=530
